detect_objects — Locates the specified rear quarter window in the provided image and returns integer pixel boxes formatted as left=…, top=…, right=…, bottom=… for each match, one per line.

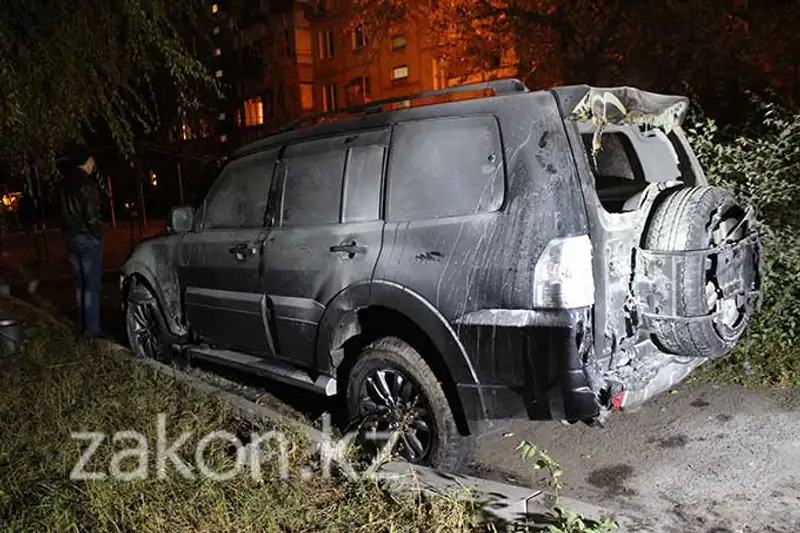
left=386, top=116, right=505, bottom=221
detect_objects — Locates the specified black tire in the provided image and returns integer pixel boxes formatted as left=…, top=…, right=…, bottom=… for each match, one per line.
left=125, top=282, right=170, bottom=360
left=346, top=337, right=474, bottom=472
left=643, top=186, right=750, bottom=357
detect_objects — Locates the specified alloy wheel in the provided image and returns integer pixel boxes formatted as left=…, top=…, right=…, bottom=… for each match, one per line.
left=357, top=367, right=435, bottom=463
left=128, top=299, right=161, bottom=359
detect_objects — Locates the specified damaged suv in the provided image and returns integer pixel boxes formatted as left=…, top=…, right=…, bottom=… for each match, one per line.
left=121, top=80, right=762, bottom=470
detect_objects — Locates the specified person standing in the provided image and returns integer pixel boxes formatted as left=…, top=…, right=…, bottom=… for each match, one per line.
left=57, top=145, right=107, bottom=340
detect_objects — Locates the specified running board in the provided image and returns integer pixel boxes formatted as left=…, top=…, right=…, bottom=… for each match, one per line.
left=186, top=347, right=337, bottom=396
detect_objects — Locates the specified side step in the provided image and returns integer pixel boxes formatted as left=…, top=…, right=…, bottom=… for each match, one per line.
left=186, top=346, right=337, bottom=397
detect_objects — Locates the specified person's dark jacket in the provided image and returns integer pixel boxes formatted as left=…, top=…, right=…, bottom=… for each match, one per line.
left=57, top=165, right=102, bottom=240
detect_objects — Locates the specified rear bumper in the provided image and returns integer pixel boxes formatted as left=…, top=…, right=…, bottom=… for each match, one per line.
left=454, top=307, right=602, bottom=433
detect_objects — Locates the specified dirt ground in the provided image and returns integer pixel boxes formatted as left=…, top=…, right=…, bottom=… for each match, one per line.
left=471, top=383, right=800, bottom=533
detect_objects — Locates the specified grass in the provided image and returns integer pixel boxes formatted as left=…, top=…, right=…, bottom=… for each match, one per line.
left=0, top=303, right=487, bottom=533
left=692, top=336, right=800, bottom=389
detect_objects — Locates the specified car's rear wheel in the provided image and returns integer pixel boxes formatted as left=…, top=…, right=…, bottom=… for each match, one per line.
left=125, top=283, right=169, bottom=360
left=346, top=337, right=474, bottom=471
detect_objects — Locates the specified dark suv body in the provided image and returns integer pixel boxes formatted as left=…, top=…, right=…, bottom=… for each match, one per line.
left=122, top=81, right=762, bottom=469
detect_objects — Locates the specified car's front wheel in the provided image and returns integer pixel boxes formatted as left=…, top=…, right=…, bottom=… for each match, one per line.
left=125, top=282, right=169, bottom=361
left=346, top=336, right=474, bottom=471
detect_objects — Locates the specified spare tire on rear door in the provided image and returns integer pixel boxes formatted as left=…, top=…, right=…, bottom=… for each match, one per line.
left=641, top=186, right=760, bottom=358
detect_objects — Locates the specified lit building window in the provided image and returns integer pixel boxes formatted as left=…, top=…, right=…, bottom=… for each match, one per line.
left=300, top=83, right=314, bottom=111
left=352, top=26, right=366, bottom=50
left=215, top=69, right=223, bottom=78
left=391, top=65, right=409, bottom=81
left=211, top=3, right=219, bottom=13
left=322, top=84, right=337, bottom=112
left=220, top=134, right=228, bottom=142
left=213, top=48, right=222, bottom=57
left=218, top=112, right=226, bottom=120
left=318, top=30, right=334, bottom=59
left=295, top=28, right=312, bottom=56
left=244, top=97, right=264, bottom=126
left=213, top=26, right=220, bottom=35
left=391, top=35, right=407, bottom=50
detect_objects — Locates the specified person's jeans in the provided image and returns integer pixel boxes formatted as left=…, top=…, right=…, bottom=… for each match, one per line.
left=66, top=233, right=102, bottom=338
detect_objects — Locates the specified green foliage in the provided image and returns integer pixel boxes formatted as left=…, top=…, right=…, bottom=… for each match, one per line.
left=688, top=97, right=800, bottom=386
left=545, top=506, right=616, bottom=533
left=516, top=442, right=616, bottom=533
left=0, top=0, right=218, bottom=165
left=516, top=440, right=564, bottom=492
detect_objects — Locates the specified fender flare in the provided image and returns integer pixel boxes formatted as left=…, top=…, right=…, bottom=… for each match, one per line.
left=315, top=280, right=488, bottom=424
left=121, top=260, right=187, bottom=338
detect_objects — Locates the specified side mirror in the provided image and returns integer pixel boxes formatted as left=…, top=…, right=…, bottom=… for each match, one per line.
left=167, top=206, right=195, bottom=234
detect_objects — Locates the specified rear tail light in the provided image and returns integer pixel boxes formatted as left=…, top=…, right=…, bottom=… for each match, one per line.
left=533, top=235, right=595, bottom=309
left=611, top=390, right=625, bottom=412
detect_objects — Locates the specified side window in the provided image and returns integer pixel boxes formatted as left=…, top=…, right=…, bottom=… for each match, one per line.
left=281, top=150, right=346, bottom=226
left=386, top=116, right=504, bottom=221
left=202, top=150, right=277, bottom=229
left=342, top=145, right=385, bottom=223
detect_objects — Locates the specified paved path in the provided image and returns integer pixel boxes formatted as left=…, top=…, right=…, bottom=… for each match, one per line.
left=472, top=382, right=800, bottom=533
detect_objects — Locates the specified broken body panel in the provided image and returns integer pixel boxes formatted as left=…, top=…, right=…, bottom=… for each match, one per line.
left=554, top=85, right=763, bottom=414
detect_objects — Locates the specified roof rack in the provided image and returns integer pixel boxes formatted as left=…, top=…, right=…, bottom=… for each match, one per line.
left=271, top=78, right=528, bottom=135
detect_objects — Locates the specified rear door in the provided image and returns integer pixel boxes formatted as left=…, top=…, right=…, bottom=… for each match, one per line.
left=574, top=123, right=697, bottom=364
left=177, top=149, right=279, bottom=357
left=262, top=129, right=388, bottom=368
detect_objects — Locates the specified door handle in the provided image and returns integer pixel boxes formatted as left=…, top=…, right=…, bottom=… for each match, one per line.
left=228, top=242, right=257, bottom=260
left=329, top=240, right=367, bottom=256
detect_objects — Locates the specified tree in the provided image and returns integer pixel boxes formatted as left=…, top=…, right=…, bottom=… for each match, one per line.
left=0, top=0, right=218, bottom=168
left=350, top=0, right=800, bottom=118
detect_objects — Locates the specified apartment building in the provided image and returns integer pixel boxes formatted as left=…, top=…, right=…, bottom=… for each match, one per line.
left=225, top=0, right=315, bottom=145
left=167, top=1, right=313, bottom=150
left=306, top=0, right=517, bottom=114
left=171, top=0, right=516, bottom=155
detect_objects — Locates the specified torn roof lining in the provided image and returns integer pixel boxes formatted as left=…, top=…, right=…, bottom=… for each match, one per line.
left=569, top=87, right=690, bottom=156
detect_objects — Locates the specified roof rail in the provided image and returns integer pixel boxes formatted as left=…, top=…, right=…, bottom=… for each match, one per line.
left=271, top=78, right=528, bottom=135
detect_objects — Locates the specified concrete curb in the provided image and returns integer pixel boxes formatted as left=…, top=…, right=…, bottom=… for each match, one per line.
left=1, top=294, right=628, bottom=530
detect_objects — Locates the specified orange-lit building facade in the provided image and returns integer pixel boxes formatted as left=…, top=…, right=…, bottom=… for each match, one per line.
left=174, top=0, right=518, bottom=154
left=226, top=0, right=315, bottom=145
left=305, top=0, right=518, bottom=113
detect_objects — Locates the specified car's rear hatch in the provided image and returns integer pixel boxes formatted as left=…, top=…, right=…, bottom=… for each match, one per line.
left=551, top=86, right=763, bottom=413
